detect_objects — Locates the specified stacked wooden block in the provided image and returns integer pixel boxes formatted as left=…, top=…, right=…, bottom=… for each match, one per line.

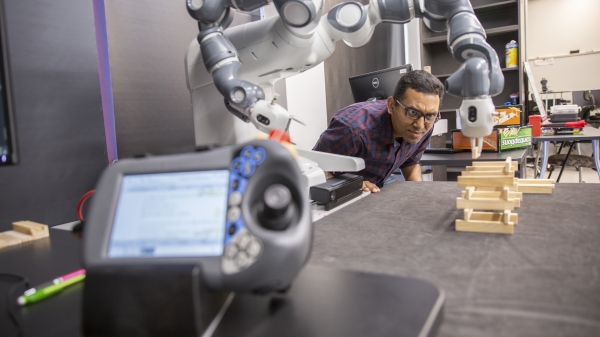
left=456, top=158, right=555, bottom=234
left=0, top=221, right=49, bottom=249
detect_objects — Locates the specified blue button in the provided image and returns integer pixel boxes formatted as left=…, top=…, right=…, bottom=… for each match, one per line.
left=230, top=158, right=244, bottom=174
left=240, top=146, right=255, bottom=160
left=240, top=161, right=256, bottom=177
left=253, top=147, right=266, bottom=165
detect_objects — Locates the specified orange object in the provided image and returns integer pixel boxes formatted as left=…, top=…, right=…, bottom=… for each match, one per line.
left=494, top=107, right=521, bottom=126
left=452, top=129, right=499, bottom=152
left=528, top=115, right=541, bottom=137
left=268, top=129, right=291, bottom=143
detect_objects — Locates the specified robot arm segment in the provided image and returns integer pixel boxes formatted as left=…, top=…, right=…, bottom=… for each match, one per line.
left=273, top=0, right=317, bottom=28
left=199, top=27, right=266, bottom=114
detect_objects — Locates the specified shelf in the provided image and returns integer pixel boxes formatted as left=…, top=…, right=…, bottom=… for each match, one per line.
left=473, top=0, right=517, bottom=12
left=433, top=67, right=519, bottom=79
left=422, top=25, right=519, bottom=45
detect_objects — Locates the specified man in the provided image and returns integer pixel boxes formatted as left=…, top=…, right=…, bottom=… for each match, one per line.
left=313, top=70, right=444, bottom=193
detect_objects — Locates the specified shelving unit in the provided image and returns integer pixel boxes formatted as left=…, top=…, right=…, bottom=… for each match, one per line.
left=420, top=0, right=526, bottom=141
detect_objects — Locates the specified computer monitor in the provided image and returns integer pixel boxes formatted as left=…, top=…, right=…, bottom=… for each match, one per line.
left=348, top=64, right=413, bottom=103
left=0, top=3, right=17, bottom=166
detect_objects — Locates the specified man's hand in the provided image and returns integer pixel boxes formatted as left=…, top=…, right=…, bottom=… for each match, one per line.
left=362, top=181, right=380, bottom=193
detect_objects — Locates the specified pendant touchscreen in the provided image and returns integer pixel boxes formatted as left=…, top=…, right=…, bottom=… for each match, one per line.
left=107, top=170, right=229, bottom=258
left=83, top=140, right=312, bottom=293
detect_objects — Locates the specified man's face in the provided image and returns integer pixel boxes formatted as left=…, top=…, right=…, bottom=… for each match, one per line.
left=387, top=88, right=440, bottom=144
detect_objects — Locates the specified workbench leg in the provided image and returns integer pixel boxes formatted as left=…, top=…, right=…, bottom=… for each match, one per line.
left=539, top=141, right=549, bottom=179
left=556, top=142, right=575, bottom=183
left=593, top=139, right=600, bottom=182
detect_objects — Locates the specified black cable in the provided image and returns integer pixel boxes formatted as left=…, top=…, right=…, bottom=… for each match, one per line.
left=0, top=273, right=29, bottom=337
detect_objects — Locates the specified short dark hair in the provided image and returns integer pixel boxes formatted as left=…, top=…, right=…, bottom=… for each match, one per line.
left=393, top=70, right=444, bottom=106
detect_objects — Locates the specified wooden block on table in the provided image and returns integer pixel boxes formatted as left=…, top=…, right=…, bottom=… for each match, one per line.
left=517, top=179, right=555, bottom=185
left=13, top=220, right=49, bottom=236
left=461, top=191, right=521, bottom=206
left=475, top=186, right=517, bottom=192
left=456, top=218, right=515, bottom=234
left=516, top=184, right=555, bottom=194
left=2, top=230, right=36, bottom=242
left=464, top=210, right=519, bottom=224
left=458, top=176, right=517, bottom=188
left=461, top=190, right=522, bottom=200
left=457, top=197, right=515, bottom=211
left=0, top=233, right=23, bottom=248
left=0, top=221, right=50, bottom=250
left=472, top=161, right=518, bottom=168
left=457, top=209, right=519, bottom=233
left=461, top=170, right=513, bottom=177
left=466, top=163, right=518, bottom=171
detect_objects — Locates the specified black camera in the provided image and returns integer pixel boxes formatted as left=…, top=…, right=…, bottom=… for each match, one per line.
left=468, top=106, right=477, bottom=122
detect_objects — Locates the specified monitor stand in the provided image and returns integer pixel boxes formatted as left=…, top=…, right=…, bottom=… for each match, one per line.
left=214, top=265, right=445, bottom=337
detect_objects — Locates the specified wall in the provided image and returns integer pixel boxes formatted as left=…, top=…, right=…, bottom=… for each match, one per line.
left=0, top=0, right=107, bottom=230
left=104, top=1, right=198, bottom=158
left=287, top=63, right=328, bottom=150
left=528, top=0, right=600, bottom=100
left=103, top=2, right=263, bottom=158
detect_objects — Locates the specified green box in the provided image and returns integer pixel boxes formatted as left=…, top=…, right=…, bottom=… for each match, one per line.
left=499, top=126, right=532, bottom=151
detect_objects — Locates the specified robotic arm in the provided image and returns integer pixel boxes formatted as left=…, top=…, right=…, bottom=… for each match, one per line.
left=184, top=0, right=502, bottom=160
left=417, top=0, right=504, bottom=158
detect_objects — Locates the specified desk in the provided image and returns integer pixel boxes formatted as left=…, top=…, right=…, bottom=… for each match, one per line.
left=534, top=125, right=600, bottom=180
left=421, top=147, right=531, bottom=178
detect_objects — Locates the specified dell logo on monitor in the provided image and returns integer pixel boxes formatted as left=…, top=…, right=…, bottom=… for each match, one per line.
left=372, top=78, right=379, bottom=88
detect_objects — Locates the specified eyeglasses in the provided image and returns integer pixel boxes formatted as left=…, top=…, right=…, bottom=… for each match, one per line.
left=395, top=100, right=439, bottom=124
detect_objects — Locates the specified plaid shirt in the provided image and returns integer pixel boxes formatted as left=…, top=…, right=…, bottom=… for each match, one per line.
left=313, top=100, right=432, bottom=187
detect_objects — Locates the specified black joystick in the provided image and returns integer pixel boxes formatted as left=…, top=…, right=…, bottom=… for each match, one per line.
left=258, top=184, right=295, bottom=231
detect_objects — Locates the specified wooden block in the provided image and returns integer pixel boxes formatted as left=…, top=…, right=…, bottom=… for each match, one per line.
left=461, top=190, right=522, bottom=201
left=13, top=221, right=48, bottom=236
left=456, top=197, right=515, bottom=211
left=461, top=170, right=513, bottom=177
left=0, top=233, right=23, bottom=248
left=2, top=230, right=36, bottom=242
left=456, top=219, right=514, bottom=234
left=472, top=161, right=518, bottom=167
left=475, top=186, right=517, bottom=192
left=516, top=184, right=554, bottom=194
left=465, top=187, right=475, bottom=200
left=503, top=210, right=511, bottom=225
left=466, top=164, right=518, bottom=171
left=464, top=208, right=473, bottom=221
left=458, top=176, right=517, bottom=188
left=470, top=211, right=518, bottom=224
left=517, top=179, right=555, bottom=185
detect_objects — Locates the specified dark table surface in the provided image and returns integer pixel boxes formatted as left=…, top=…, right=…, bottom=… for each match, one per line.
left=2, top=181, right=600, bottom=337
left=310, top=181, right=600, bottom=337
left=0, top=232, right=443, bottom=337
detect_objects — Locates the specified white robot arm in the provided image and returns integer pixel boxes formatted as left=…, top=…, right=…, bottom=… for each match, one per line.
left=185, top=0, right=503, bottom=158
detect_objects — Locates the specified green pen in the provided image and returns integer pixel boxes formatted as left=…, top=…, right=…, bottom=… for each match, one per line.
left=17, top=274, right=86, bottom=306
